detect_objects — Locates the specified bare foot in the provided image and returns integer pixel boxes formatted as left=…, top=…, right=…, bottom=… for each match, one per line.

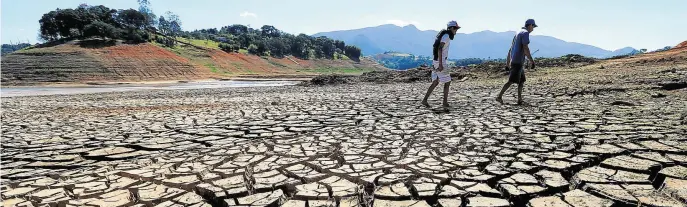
left=421, top=101, right=430, bottom=108
left=496, top=97, right=503, bottom=104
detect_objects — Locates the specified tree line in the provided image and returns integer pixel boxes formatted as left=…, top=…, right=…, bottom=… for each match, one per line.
left=183, top=25, right=361, bottom=60
left=2, top=43, right=32, bottom=55
left=36, top=0, right=360, bottom=60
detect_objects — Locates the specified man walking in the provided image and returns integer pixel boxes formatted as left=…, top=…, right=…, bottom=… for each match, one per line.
left=422, top=20, right=460, bottom=108
left=496, top=19, right=537, bottom=105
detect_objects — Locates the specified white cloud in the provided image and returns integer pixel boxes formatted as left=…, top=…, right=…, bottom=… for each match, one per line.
left=385, top=19, right=420, bottom=27
left=19, top=28, right=25, bottom=31
left=240, top=11, right=257, bottom=18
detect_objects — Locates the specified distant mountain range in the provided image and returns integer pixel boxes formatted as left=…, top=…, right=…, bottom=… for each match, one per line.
left=313, top=24, right=637, bottom=59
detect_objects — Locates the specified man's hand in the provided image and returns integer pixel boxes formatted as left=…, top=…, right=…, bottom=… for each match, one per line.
left=530, top=61, right=536, bottom=69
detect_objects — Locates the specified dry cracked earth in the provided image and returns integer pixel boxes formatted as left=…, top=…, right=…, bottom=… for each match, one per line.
left=2, top=67, right=687, bottom=207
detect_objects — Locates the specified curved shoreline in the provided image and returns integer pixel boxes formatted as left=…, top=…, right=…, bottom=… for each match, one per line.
left=1, top=77, right=314, bottom=88
left=1, top=80, right=302, bottom=97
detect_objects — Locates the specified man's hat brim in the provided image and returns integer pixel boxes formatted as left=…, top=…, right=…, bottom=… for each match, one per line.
left=523, top=24, right=538, bottom=29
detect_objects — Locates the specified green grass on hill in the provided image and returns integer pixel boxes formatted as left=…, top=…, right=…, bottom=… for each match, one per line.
left=155, top=41, right=207, bottom=58
left=18, top=46, right=36, bottom=52
left=205, top=63, right=220, bottom=73
left=267, top=59, right=288, bottom=68
left=175, top=37, right=221, bottom=50
left=153, top=42, right=236, bottom=74
left=333, top=52, right=351, bottom=60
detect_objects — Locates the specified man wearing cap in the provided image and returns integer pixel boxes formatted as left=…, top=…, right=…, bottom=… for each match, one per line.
left=422, top=20, right=460, bottom=108
left=496, top=19, right=537, bottom=105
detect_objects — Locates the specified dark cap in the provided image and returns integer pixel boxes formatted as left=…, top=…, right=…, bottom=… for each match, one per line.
left=525, top=19, right=538, bottom=27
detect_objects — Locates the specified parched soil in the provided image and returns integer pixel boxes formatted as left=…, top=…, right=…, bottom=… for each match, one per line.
left=1, top=46, right=686, bottom=206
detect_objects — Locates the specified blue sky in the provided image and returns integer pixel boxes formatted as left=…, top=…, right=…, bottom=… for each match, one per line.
left=2, top=0, right=686, bottom=51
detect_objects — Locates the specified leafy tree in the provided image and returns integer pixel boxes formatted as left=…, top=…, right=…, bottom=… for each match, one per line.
left=288, top=34, right=312, bottom=59
left=125, top=29, right=149, bottom=43
left=87, top=5, right=118, bottom=25
left=54, top=9, right=84, bottom=38
left=314, top=37, right=335, bottom=59
left=219, top=43, right=233, bottom=52
left=254, top=40, right=268, bottom=56
left=206, top=28, right=218, bottom=34
left=164, top=11, right=182, bottom=37
left=157, top=16, right=169, bottom=35
left=222, top=24, right=248, bottom=36
left=247, top=44, right=259, bottom=54
left=260, top=25, right=280, bottom=38
left=116, top=9, right=146, bottom=30
left=39, top=11, right=60, bottom=41
left=37, top=4, right=150, bottom=42
left=137, top=0, right=157, bottom=28
left=83, top=21, right=120, bottom=39
left=237, top=33, right=248, bottom=48
left=267, top=38, right=288, bottom=57
left=334, top=40, right=345, bottom=51
left=344, top=45, right=362, bottom=60
left=155, top=35, right=175, bottom=47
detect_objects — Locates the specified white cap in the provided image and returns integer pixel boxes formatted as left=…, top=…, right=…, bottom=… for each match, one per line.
left=447, top=20, right=460, bottom=28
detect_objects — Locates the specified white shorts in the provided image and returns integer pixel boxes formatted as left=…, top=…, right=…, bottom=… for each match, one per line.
left=431, top=63, right=451, bottom=83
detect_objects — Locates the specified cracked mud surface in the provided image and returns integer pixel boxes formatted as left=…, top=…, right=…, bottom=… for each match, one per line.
left=2, top=62, right=687, bottom=206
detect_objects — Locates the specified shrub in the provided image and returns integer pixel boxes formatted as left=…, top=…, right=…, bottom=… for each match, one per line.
left=219, top=43, right=239, bottom=52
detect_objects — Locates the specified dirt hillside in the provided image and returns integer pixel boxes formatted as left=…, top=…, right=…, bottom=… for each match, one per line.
left=1, top=40, right=213, bottom=85
left=675, top=40, right=687, bottom=49
left=1, top=39, right=387, bottom=86
left=602, top=42, right=687, bottom=66
left=168, top=42, right=386, bottom=77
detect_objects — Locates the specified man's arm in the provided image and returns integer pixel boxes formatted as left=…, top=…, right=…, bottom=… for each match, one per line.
left=506, top=35, right=515, bottom=68
left=524, top=44, right=533, bottom=63
left=438, top=42, right=445, bottom=70
left=522, top=32, right=533, bottom=64
left=506, top=48, right=512, bottom=66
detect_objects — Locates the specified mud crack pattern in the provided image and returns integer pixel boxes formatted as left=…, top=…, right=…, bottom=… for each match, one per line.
left=2, top=83, right=686, bottom=207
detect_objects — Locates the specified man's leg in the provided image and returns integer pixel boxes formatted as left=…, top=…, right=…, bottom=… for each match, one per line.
left=517, top=83, right=523, bottom=105
left=422, top=79, right=439, bottom=107
left=517, top=69, right=526, bottom=105
left=496, top=82, right=512, bottom=103
left=442, top=81, right=451, bottom=107
left=497, top=64, right=519, bottom=104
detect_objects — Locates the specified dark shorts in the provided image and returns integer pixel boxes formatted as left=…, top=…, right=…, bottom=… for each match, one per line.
left=508, top=63, right=526, bottom=84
